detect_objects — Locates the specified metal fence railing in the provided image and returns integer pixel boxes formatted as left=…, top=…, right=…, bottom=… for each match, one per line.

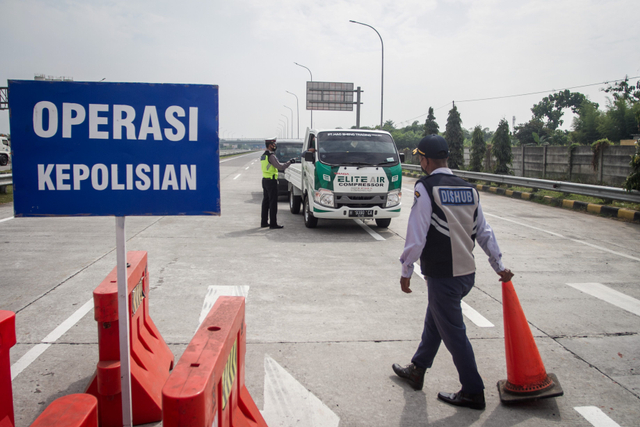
left=402, top=164, right=640, bottom=204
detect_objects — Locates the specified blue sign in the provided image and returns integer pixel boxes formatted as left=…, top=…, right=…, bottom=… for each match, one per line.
left=8, top=80, right=220, bottom=217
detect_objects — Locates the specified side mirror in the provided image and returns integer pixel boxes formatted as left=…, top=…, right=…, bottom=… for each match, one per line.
left=304, top=151, right=315, bottom=162
left=399, top=152, right=405, bottom=163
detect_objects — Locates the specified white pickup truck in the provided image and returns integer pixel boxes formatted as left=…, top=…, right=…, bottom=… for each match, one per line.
left=285, top=128, right=404, bottom=228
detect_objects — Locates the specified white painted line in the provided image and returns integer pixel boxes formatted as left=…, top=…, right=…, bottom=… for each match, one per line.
left=567, top=283, right=640, bottom=317
left=461, top=301, right=495, bottom=327
left=262, top=354, right=340, bottom=427
left=11, top=298, right=93, bottom=380
left=0, top=216, right=14, bottom=223
left=574, top=406, right=620, bottom=427
left=485, top=213, right=640, bottom=262
left=412, top=263, right=494, bottom=327
left=42, top=299, right=94, bottom=342
left=233, top=174, right=241, bottom=180
left=198, top=285, right=250, bottom=328
left=245, top=166, right=250, bottom=170
left=11, top=343, right=51, bottom=380
left=354, top=219, right=385, bottom=241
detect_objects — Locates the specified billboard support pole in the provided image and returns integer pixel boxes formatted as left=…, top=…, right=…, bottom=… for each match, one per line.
left=355, top=87, right=362, bottom=129
left=116, top=216, right=133, bottom=427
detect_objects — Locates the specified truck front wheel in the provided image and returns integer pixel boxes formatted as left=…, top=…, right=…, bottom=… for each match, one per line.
left=0, top=154, right=7, bottom=166
left=375, top=218, right=391, bottom=228
left=289, top=191, right=302, bottom=214
left=303, top=196, right=318, bottom=228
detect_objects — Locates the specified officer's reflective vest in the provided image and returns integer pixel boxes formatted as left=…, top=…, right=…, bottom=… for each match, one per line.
left=261, top=150, right=278, bottom=179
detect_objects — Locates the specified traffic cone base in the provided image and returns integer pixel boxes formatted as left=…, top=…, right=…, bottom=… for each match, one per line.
left=504, top=373, right=553, bottom=394
left=498, top=373, right=564, bottom=403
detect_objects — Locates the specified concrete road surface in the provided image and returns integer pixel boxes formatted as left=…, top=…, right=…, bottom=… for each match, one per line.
left=1, top=151, right=639, bottom=426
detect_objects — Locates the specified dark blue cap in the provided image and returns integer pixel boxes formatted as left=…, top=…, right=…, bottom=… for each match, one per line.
left=413, top=134, right=449, bottom=159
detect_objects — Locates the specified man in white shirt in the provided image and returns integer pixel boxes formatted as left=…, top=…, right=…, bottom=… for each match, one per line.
left=393, top=134, right=513, bottom=410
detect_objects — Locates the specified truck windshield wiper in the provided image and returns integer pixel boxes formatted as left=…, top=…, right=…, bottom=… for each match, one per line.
left=374, top=160, right=397, bottom=166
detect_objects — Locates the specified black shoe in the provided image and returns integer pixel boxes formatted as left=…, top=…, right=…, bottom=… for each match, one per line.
left=261, top=223, right=269, bottom=228
left=392, top=363, right=425, bottom=390
left=269, top=225, right=284, bottom=229
left=437, top=390, right=485, bottom=410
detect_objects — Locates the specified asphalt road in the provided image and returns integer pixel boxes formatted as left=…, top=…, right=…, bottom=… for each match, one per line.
left=2, top=151, right=639, bottom=426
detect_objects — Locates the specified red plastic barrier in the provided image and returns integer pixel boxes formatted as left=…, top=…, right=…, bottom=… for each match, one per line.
left=85, top=251, right=174, bottom=426
left=30, top=394, right=98, bottom=427
left=0, top=311, right=16, bottom=427
left=162, top=296, right=266, bottom=427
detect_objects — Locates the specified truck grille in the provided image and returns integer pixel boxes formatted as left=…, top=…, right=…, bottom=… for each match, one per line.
left=335, top=193, right=387, bottom=208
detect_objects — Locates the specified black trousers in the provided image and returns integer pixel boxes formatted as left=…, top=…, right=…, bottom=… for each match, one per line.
left=261, top=178, right=278, bottom=226
left=411, top=273, right=484, bottom=393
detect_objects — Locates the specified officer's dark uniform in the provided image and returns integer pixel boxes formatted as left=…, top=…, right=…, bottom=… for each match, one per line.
left=261, top=139, right=290, bottom=229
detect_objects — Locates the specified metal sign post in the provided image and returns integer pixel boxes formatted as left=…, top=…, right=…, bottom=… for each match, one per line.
left=115, top=216, right=132, bottom=427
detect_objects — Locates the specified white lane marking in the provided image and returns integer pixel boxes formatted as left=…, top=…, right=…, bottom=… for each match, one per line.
left=574, top=406, right=620, bottom=427
left=412, top=263, right=494, bottom=328
left=245, top=166, right=250, bottom=170
left=567, top=283, right=640, bottom=317
left=11, top=344, right=51, bottom=380
left=461, top=301, right=495, bottom=327
left=262, top=354, right=340, bottom=427
left=198, top=285, right=250, bottom=328
left=11, top=298, right=93, bottom=380
left=0, top=216, right=14, bottom=223
left=485, top=213, right=640, bottom=262
left=233, top=174, right=241, bottom=180
left=354, top=219, right=385, bottom=241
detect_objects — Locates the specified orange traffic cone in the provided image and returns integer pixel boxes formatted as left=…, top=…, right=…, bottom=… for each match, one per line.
left=497, top=280, right=564, bottom=403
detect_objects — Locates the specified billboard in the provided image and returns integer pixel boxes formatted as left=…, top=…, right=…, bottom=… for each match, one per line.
left=306, top=81, right=354, bottom=111
left=8, top=80, right=220, bottom=217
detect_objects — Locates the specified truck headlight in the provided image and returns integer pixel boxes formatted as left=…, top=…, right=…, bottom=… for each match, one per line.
left=314, top=188, right=334, bottom=208
left=386, top=190, right=401, bottom=207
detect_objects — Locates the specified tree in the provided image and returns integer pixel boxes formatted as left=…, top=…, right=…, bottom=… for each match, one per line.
left=623, top=143, right=640, bottom=191
left=382, top=120, right=395, bottom=132
left=469, top=125, right=486, bottom=172
left=445, top=104, right=464, bottom=169
left=514, top=118, right=546, bottom=146
left=493, top=119, right=512, bottom=174
left=424, top=107, right=439, bottom=136
left=571, top=99, right=603, bottom=145
left=598, top=98, right=638, bottom=142
left=602, top=75, right=640, bottom=103
left=531, top=90, right=587, bottom=130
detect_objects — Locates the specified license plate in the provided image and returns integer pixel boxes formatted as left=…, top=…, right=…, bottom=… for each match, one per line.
left=349, top=209, right=374, bottom=218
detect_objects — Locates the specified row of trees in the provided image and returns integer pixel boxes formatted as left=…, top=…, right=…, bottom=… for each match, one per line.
left=354, top=77, right=640, bottom=188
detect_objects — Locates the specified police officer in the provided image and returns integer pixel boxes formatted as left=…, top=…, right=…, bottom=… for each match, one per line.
left=261, top=137, right=292, bottom=229
left=393, top=134, right=514, bottom=410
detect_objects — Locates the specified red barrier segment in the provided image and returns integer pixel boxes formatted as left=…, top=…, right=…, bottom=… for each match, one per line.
left=497, top=280, right=563, bottom=403
left=0, top=311, right=16, bottom=427
left=85, top=251, right=174, bottom=426
left=30, top=394, right=98, bottom=427
left=162, top=296, right=266, bottom=427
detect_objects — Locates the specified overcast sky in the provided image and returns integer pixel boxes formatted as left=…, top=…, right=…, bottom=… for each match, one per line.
left=1, top=0, right=639, bottom=140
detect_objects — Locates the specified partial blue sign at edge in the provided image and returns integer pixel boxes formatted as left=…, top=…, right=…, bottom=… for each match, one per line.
left=8, top=80, right=220, bottom=217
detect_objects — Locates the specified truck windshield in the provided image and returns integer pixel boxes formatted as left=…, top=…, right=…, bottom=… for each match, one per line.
left=275, top=143, right=303, bottom=162
left=317, top=131, right=399, bottom=166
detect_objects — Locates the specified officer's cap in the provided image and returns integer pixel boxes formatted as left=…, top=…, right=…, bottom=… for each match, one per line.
left=413, top=134, right=450, bottom=159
